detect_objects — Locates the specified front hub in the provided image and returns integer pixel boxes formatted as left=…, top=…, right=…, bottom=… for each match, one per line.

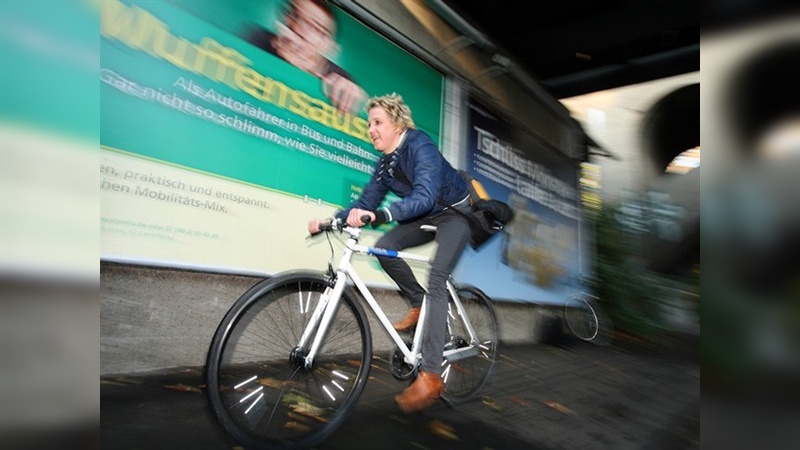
left=289, top=346, right=308, bottom=369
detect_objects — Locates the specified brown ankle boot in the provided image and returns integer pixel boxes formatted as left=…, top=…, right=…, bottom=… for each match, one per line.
left=393, top=307, right=420, bottom=331
left=395, top=371, right=443, bottom=413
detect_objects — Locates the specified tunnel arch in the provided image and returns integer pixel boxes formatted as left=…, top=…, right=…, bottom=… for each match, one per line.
left=641, top=83, right=700, bottom=174
left=725, top=39, right=800, bottom=155
left=635, top=83, right=700, bottom=275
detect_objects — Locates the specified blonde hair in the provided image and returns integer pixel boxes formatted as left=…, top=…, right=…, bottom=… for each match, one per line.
left=367, top=93, right=415, bottom=130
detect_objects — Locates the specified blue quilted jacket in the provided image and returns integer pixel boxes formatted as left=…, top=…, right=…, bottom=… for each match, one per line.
left=336, top=129, right=469, bottom=224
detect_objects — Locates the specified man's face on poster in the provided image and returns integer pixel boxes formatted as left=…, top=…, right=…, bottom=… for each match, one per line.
left=276, top=0, right=336, bottom=73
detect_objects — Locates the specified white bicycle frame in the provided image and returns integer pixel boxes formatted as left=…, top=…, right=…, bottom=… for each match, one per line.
left=298, top=224, right=481, bottom=370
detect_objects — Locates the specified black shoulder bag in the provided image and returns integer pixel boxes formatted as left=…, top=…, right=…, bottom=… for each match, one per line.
left=393, top=168, right=514, bottom=249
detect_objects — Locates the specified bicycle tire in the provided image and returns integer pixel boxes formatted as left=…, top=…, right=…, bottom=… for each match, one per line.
left=564, top=295, right=599, bottom=341
left=441, top=285, right=499, bottom=405
left=205, top=271, right=372, bottom=449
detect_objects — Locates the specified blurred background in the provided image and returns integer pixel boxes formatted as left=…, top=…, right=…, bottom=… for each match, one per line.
left=2, top=0, right=799, bottom=448
left=0, top=1, right=98, bottom=448
left=698, top=8, right=800, bottom=449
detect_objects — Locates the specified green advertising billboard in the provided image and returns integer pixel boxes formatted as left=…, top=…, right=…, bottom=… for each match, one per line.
left=100, top=0, right=444, bottom=280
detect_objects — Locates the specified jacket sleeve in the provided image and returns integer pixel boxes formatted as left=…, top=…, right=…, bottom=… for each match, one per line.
left=385, top=141, right=441, bottom=222
left=334, top=163, right=389, bottom=221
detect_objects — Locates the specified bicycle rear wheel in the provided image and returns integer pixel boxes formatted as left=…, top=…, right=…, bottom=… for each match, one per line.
left=564, top=295, right=599, bottom=341
left=441, top=285, right=499, bottom=405
left=205, top=272, right=371, bottom=449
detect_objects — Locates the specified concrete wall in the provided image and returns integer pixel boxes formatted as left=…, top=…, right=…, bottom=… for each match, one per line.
left=101, top=263, right=550, bottom=375
left=561, top=72, right=700, bottom=203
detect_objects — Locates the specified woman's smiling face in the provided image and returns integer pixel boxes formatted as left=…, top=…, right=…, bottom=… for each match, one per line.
left=368, top=106, right=403, bottom=154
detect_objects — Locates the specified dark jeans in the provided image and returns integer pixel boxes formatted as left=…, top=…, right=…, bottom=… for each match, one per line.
left=374, top=209, right=471, bottom=374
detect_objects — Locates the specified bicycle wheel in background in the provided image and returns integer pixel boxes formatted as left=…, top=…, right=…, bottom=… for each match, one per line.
left=205, top=272, right=372, bottom=450
left=564, top=295, right=599, bottom=341
left=441, top=285, right=499, bottom=405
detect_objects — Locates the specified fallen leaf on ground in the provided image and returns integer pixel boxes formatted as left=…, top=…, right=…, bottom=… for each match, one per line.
left=428, top=419, right=458, bottom=441
left=290, top=402, right=329, bottom=423
left=481, top=396, right=502, bottom=411
left=257, top=377, right=291, bottom=389
left=287, top=412, right=310, bottom=424
left=163, top=383, right=202, bottom=393
left=509, top=396, right=528, bottom=406
left=284, top=421, right=310, bottom=432
left=103, top=376, right=144, bottom=385
left=543, top=400, right=575, bottom=415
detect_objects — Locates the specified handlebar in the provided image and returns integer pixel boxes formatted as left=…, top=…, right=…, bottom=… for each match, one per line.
left=307, top=214, right=373, bottom=238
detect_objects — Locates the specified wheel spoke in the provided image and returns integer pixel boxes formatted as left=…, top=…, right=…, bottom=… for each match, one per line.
left=441, top=286, right=498, bottom=404
left=565, top=296, right=599, bottom=340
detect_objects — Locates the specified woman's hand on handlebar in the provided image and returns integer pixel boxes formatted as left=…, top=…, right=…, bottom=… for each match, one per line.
left=308, top=210, right=373, bottom=236
left=346, top=209, right=375, bottom=227
left=308, top=218, right=328, bottom=235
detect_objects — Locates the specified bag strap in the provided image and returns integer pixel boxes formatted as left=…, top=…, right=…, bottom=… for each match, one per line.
left=392, top=164, right=412, bottom=190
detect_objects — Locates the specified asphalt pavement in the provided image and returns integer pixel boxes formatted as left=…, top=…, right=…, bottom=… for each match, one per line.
left=100, top=334, right=699, bottom=449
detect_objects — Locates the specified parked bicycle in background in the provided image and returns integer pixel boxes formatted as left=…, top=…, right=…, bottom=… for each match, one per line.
left=563, top=275, right=613, bottom=346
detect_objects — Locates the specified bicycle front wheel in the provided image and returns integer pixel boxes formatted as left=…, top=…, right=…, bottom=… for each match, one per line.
left=205, top=272, right=371, bottom=449
left=441, top=285, right=499, bottom=405
left=564, top=295, right=599, bottom=341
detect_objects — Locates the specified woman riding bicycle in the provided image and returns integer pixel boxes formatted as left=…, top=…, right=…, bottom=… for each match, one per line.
left=308, top=93, right=471, bottom=412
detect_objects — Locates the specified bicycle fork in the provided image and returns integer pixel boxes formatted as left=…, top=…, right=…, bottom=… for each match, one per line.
left=442, top=282, right=481, bottom=363
left=296, top=273, right=348, bottom=370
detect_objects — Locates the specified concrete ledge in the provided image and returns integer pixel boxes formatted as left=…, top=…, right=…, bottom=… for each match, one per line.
left=101, top=263, right=548, bottom=375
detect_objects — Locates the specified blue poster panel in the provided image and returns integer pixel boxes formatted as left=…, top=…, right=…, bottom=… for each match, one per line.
left=453, top=100, right=584, bottom=304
